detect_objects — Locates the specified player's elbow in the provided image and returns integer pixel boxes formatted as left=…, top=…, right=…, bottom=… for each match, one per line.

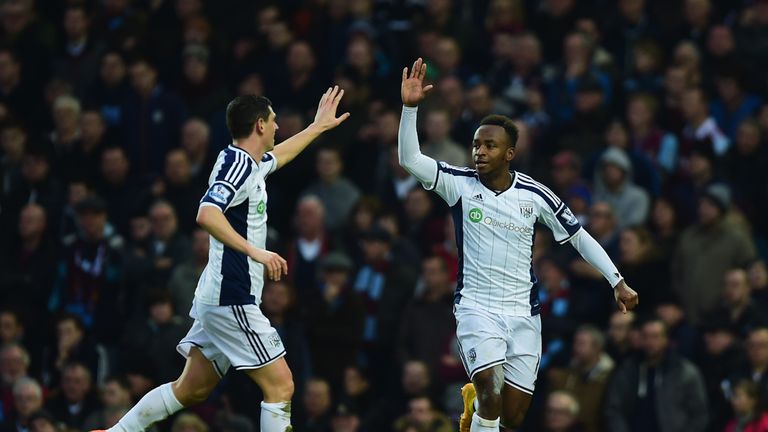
left=196, top=207, right=212, bottom=228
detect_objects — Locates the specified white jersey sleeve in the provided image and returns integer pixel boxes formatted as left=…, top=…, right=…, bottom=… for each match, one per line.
left=526, top=183, right=582, bottom=244
left=431, top=161, right=475, bottom=206
left=200, top=149, right=253, bottom=212
left=257, top=151, right=278, bottom=178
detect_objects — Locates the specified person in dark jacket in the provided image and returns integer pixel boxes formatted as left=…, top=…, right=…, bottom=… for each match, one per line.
left=605, top=318, right=708, bottom=432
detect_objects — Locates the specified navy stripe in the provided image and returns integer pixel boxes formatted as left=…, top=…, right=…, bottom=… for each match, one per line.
left=455, top=335, right=470, bottom=375
left=219, top=199, right=254, bottom=305
left=530, top=228, right=540, bottom=315
left=427, top=159, right=440, bottom=191
left=238, top=305, right=270, bottom=358
left=261, top=152, right=273, bottom=162
left=212, top=359, right=225, bottom=377
left=230, top=306, right=264, bottom=362
left=216, top=149, right=252, bottom=189
left=517, top=175, right=561, bottom=205
left=232, top=350, right=286, bottom=369
left=504, top=379, right=534, bottom=394
left=451, top=198, right=465, bottom=304
left=468, top=359, right=506, bottom=379
left=233, top=305, right=269, bottom=362
left=439, top=163, right=476, bottom=177
left=514, top=183, right=558, bottom=211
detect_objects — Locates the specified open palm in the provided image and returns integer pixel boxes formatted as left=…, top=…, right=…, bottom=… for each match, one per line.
left=401, top=58, right=434, bottom=107
left=313, top=85, right=351, bottom=131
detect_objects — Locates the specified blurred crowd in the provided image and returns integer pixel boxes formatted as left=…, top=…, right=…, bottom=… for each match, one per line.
left=1, top=0, right=768, bottom=431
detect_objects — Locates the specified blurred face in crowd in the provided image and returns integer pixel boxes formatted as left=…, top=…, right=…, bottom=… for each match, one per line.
left=575, top=88, right=604, bottom=114
left=551, top=153, right=578, bottom=191
left=681, top=88, right=707, bottom=122
left=422, top=257, right=450, bottom=296
left=296, top=197, right=324, bottom=239
left=652, top=199, right=676, bottom=232
left=130, top=215, right=151, bottom=243
left=619, top=0, right=645, bottom=21
left=22, top=154, right=49, bottom=184
left=674, top=42, right=700, bottom=72
left=0, top=1, right=31, bottom=35
left=130, top=61, right=158, bottom=97
left=605, top=121, right=629, bottom=149
left=183, top=56, right=208, bottom=84
left=564, top=33, right=590, bottom=66
left=434, top=37, right=460, bottom=72
left=149, top=300, right=173, bottom=325
left=608, top=311, right=635, bottom=347
left=405, top=188, right=432, bottom=222
left=736, top=121, right=761, bottom=155
left=408, top=397, right=434, bottom=425
left=78, top=209, right=107, bottom=241
left=0, top=51, right=19, bottom=86
left=0, top=345, right=28, bottom=385
left=724, top=269, right=750, bottom=306
left=707, top=25, right=734, bottom=57
left=176, top=0, right=202, bottom=20
left=545, top=392, right=579, bottom=432
left=467, top=84, right=493, bottom=117
left=697, top=196, right=721, bottom=226
left=165, top=150, right=192, bottom=185
left=685, top=0, right=711, bottom=27
left=81, top=111, right=106, bottom=146
left=627, top=97, right=654, bottom=130
left=64, top=8, right=88, bottom=41
left=732, top=386, right=757, bottom=417
left=182, top=119, right=210, bottom=157
left=655, top=303, right=685, bottom=328
left=425, top=110, right=451, bottom=143
left=472, top=125, right=514, bottom=176
left=101, top=52, right=126, bottom=86
left=664, top=66, right=689, bottom=98
left=192, top=229, right=209, bottom=263
left=747, top=329, right=768, bottom=369
left=14, top=381, right=42, bottom=419
left=439, top=76, right=464, bottom=113
left=267, top=22, right=293, bottom=50
left=620, top=229, right=646, bottom=264
left=704, top=329, right=734, bottom=356
left=287, top=41, right=315, bottom=75
left=362, top=237, right=389, bottom=263
left=716, top=76, right=741, bottom=104
left=102, top=379, right=131, bottom=408
left=376, top=111, right=399, bottom=145
left=1, top=125, right=26, bottom=160
left=347, top=36, right=373, bottom=72
left=62, top=365, right=91, bottom=403
left=18, top=204, right=46, bottom=241
left=30, top=418, right=56, bottom=432
left=573, top=329, right=601, bottom=367
left=303, top=380, right=331, bottom=418
left=150, top=202, right=178, bottom=241
left=344, top=366, right=369, bottom=396
left=588, top=202, right=615, bottom=237
left=641, top=321, right=669, bottom=360
left=57, top=318, right=84, bottom=351
left=749, top=260, right=767, bottom=290
left=539, top=259, right=565, bottom=293
left=0, top=312, right=22, bottom=344
left=402, top=361, right=429, bottom=395
left=101, top=148, right=130, bottom=184
left=331, top=412, right=360, bottom=432
left=261, top=281, right=290, bottom=317
left=316, top=148, right=342, bottom=183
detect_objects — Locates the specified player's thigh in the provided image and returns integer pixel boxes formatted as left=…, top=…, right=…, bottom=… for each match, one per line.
left=455, top=305, right=508, bottom=381
left=502, top=315, right=541, bottom=395
left=500, top=383, right=533, bottom=429
left=173, top=347, right=221, bottom=405
left=244, top=356, right=294, bottom=402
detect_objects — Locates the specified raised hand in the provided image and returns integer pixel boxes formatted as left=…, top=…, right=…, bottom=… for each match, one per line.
left=401, top=58, right=434, bottom=107
left=312, top=85, right=351, bottom=132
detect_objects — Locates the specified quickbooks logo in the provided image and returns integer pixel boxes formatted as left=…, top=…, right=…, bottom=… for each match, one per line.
left=469, top=208, right=483, bottom=223
left=257, top=200, right=266, bottom=215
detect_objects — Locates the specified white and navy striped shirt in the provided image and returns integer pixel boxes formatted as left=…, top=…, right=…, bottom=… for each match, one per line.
left=430, top=162, right=581, bottom=316
left=195, top=144, right=277, bottom=306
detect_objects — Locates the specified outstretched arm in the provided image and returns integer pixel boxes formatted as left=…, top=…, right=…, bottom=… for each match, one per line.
left=272, top=86, right=350, bottom=169
left=399, top=58, right=439, bottom=186
left=568, top=229, right=639, bottom=312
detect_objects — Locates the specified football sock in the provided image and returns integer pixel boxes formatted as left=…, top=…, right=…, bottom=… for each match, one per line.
left=108, top=383, right=184, bottom=432
left=261, top=401, right=292, bottom=432
left=471, top=412, right=500, bottom=432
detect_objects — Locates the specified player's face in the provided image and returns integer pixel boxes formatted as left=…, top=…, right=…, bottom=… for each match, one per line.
left=262, top=107, right=278, bottom=150
left=472, top=125, right=514, bottom=176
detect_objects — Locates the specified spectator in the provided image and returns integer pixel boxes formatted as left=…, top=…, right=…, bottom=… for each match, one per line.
left=592, top=147, right=651, bottom=229
left=45, top=362, right=100, bottom=430
left=168, top=228, right=209, bottom=321
left=548, top=326, right=614, bottom=432
left=627, top=93, right=679, bottom=173
left=96, top=145, right=148, bottom=237
left=649, top=197, right=681, bottom=262
left=26, top=410, right=58, bottom=432
left=655, top=300, right=698, bottom=360
left=0, top=311, right=23, bottom=346
left=52, top=4, right=105, bottom=99
left=155, top=149, right=201, bottom=234
left=144, top=200, right=191, bottom=291
left=286, top=195, right=332, bottom=292
left=120, top=291, right=188, bottom=384
left=605, top=310, right=638, bottom=364
left=178, top=44, right=230, bottom=120
left=274, top=40, right=324, bottom=115
left=47, top=95, right=82, bottom=184
left=0, top=48, right=41, bottom=130
left=50, top=196, right=125, bottom=342
left=542, top=391, right=585, bottom=432
left=397, top=255, right=454, bottom=381
left=82, top=376, right=133, bottom=431
left=330, top=401, right=361, bottom=432
left=393, top=396, right=452, bottom=432
left=706, top=269, right=767, bottom=338
left=86, top=51, right=130, bottom=129
left=583, top=201, right=620, bottom=260
left=339, top=366, right=374, bottom=428
left=749, top=260, right=768, bottom=311
left=77, top=110, right=109, bottom=185
left=617, top=226, right=668, bottom=316
left=421, top=108, right=469, bottom=167
left=180, top=118, right=214, bottom=190
left=1, top=377, right=43, bottom=432
left=171, top=412, right=209, bottom=432
left=299, top=378, right=332, bottom=432
left=122, top=58, right=186, bottom=176
left=709, top=68, right=761, bottom=142
left=302, top=147, right=361, bottom=233
left=0, top=123, right=27, bottom=199
left=0, top=344, right=31, bottom=425
left=680, top=87, right=730, bottom=156
left=723, top=380, right=768, bottom=432
left=402, top=188, right=444, bottom=255
left=729, top=328, right=768, bottom=404
left=304, top=252, right=364, bottom=388
left=40, top=313, right=100, bottom=390
left=673, top=184, right=756, bottom=323
left=727, top=119, right=768, bottom=237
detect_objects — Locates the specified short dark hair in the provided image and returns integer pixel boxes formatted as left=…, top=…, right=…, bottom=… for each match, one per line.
left=226, top=95, right=273, bottom=140
left=479, top=115, right=518, bottom=148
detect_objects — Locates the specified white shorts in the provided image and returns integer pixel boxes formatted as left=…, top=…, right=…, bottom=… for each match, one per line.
left=177, top=302, right=286, bottom=377
left=454, top=304, right=542, bottom=395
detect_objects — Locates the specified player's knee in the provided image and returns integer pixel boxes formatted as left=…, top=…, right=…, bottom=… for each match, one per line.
left=472, top=369, right=502, bottom=413
left=263, top=376, right=294, bottom=401
left=172, top=379, right=215, bottom=406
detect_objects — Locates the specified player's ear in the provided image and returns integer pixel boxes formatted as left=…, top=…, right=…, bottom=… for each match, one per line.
left=506, top=146, right=516, bottom=162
